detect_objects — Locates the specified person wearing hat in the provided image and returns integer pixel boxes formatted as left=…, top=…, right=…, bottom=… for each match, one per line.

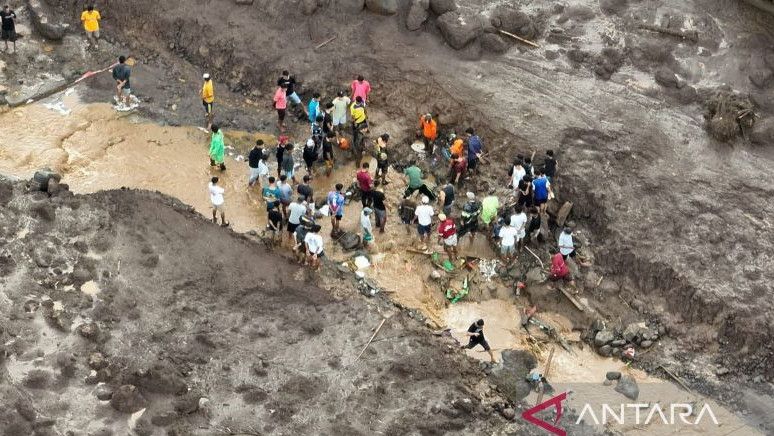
left=437, top=213, right=458, bottom=261
left=303, top=138, right=317, bottom=176
left=463, top=319, right=496, bottom=363
left=361, top=207, right=374, bottom=249
left=201, top=73, right=215, bottom=129
left=459, top=192, right=481, bottom=243
left=419, top=113, right=437, bottom=152
left=413, top=195, right=435, bottom=248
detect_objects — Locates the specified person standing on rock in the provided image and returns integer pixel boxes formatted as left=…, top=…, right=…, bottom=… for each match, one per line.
left=459, top=192, right=481, bottom=244
left=277, top=70, right=308, bottom=119
left=465, top=128, right=483, bottom=173
left=273, top=82, right=288, bottom=132
left=437, top=213, right=458, bottom=261
left=525, top=206, right=542, bottom=244
left=1, top=5, right=17, bottom=53
left=327, top=183, right=345, bottom=235
left=81, top=5, right=101, bottom=49
left=498, top=220, right=518, bottom=264
left=332, top=91, right=351, bottom=134
left=208, top=177, right=228, bottom=227
left=322, top=102, right=334, bottom=136
left=420, top=114, right=438, bottom=153
left=351, top=75, right=372, bottom=105
left=201, top=73, right=215, bottom=130
left=208, top=124, right=226, bottom=171
left=449, top=153, right=467, bottom=185
left=112, top=56, right=132, bottom=109
left=413, top=196, right=435, bottom=249
left=543, top=149, right=558, bottom=184
left=304, top=224, right=324, bottom=271
left=509, top=156, right=526, bottom=190
left=463, top=319, right=496, bottom=364
left=480, top=194, right=499, bottom=239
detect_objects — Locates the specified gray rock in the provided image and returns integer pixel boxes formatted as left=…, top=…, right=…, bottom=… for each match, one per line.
left=406, top=0, right=430, bottom=30
left=594, top=330, right=615, bottom=347
left=623, top=322, right=646, bottom=342
left=302, top=0, right=318, bottom=15
left=716, top=367, right=730, bottom=376
left=32, top=169, right=61, bottom=192
left=655, top=68, right=679, bottom=88
left=599, top=0, right=628, bottom=15
left=500, top=407, right=516, bottom=420
left=751, top=116, right=774, bottom=146
left=611, top=339, right=626, bottom=347
left=490, top=5, right=539, bottom=40
left=606, top=371, right=621, bottom=381
left=26, top=0, right=67, bottom=40
left=335, top=0, right=365, bottom=13
left=615, top=375, right=639, bottom=400
left=437, top=11, right=483, bottom=50
left=96, top=384, right=113, bottom=401
left=640, top=340, right=653, bottom=348
left=365, top=0, right=397, bottom=15
left=598, top=345, right=612, bottom=357
left=110, top=385, right=147, bottom=413
left=429, top=0, right=456, bottom=15
left=338, top=232, right=361, bottom=250
left=480, top=33, right=508, bottom=54
left=525, top=267, right=545, bottom=285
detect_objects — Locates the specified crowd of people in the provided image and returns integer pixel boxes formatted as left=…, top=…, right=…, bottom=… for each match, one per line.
left=202, top=69, right=591, bottom=291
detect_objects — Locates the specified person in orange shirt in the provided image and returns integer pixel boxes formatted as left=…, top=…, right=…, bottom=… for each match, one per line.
left=80, top=5, right=101, bottom=49
left=419, top=113, right=437, bottom=152
left=449, top=133, right=464, bottom=157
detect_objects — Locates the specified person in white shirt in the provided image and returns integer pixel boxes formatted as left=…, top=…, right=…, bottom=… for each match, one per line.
left=499, top=222, right=518, bottom=263
left=287, top=196, right=308, bottom=245
left=304, top=224, right=324, bottom=270
left=208, top=176, right=228, bottom=227
left=331, top=91, right=351, bottom=133
left=509, top=204, right=528, bottom=252
left=510, top=157, right=526, bottom=191
left=413, top=195, right=435, bottom=247
left=558, top=227, right=591, bottom=266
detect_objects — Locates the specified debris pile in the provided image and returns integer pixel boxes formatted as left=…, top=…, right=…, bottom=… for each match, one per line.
left=704, top=90, right=756, bottom=141
left=587, top=320, right=664, bottom=359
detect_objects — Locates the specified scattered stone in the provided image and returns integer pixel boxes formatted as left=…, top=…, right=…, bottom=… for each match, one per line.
left=173, top=393, right=201, bottom=414
left=406, top=0, right=430, bottom=31
left=606, top=371, right=621, bottom=381
left=23, top=370, right=51, bottom=389
left=598, top=345, right=612, bottom=357
left=500, top=407, right=516, bottom=420
left=614, top=375, right=640, bottom=400
left=15, top=399, right=37, bottom=422
left=110, top=385, right=148, bottom=414
left=525, top=267, right=545, bottom=285
left=88, top=352, right=108, bottom=370
left=480, top=33, right=508, bottom=54
left=640, top=340, right=653, bottom=348
left=96, top=384, right=113, bottom=401
left=302, top=0, right=317, bottom=15
left=490, top=5, right=539, bottom=40
left=594, top=330, right=615, bottom=347
left=655, top=67, right=680, bottom=88
left=437, top=11, right=484, bottom=50
left=338, top=232, right=361, bottom=251
left=150, top=411, right=178, bottom=427
left=599, top=0, right=628, bottom=15
left=429, top=0, right=456, bottom=15
left=336, top=0, right=365, bottom=13
left=26, top=0, right=67, bottom=40
left=32, top=169, right=61, bottom=192
left=716, top=367, right=730, bottom=376
left=622, top=322, right=646, bottom=343
left=611, top=339, right=626, bottom=347
left=365, top=0, right=397, bottom=15
left=76, top=322, right=106, bottom=343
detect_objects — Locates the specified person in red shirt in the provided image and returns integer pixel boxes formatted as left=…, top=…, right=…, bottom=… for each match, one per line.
left=448, top=153, right=467, bottom=185
left=549, top=248, right=575, bottom=287
left=437, top=213, right=458, bottom=261
left=356, top=162, right=373, bottom=208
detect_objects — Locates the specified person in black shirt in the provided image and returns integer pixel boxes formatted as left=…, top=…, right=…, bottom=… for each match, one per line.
left=248, top=139, right=264, bottom=187
left=277, top=70, right=308, bottom=118
left=303, top=138, right=317, bottom=176
left=372, top=181, right=389, bottom=233
left=275, top=140, right=286, bottom=177
left=297, top=174, right=314, bottom=203
left=112, top=56, right=132, bottom=108
left=322, top=131, right=335, bottom=177
left=1, top=5, right=16, bottom=53
left=322, top=102, right=334, bottom=136
left=525, top=206, right=542, bottom=243
left=543, top=149, right=557, bottom=183
left=463, top=319, right=496, bottom=363
left=438, top=181, right=455, bottom=216
left=266, top=203, right=284, bottom=245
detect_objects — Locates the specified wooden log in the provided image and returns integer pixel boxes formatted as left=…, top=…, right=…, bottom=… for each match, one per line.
left=498, top=29, right=540, bottom=48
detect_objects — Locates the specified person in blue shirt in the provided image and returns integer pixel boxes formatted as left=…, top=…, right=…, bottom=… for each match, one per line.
left=308, top=92, right=321, bottom=124
left=466, top=127, right=483, bottom=172
left=262, top=176, right=282, bottom=212
left=532, top=169, right=553, bottom=214
left=326, top=183, right=346, bottom=235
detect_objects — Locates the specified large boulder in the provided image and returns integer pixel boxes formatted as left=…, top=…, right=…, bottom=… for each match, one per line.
left=110, top=385, right=148, bottom=414
left=490, top=5, right=539, bottom=40
left=31, top=169, right=61, bottom=192
left=750, top=117, right=774, bottom=145
left=614, top=375, right=640, bottom=401
left=480, top=33, right=509, bottom=54
left=437, top=11, right=484, bottom=50
left=334, top=0, right=365, bottom=13
left=429, top=0, right=456, bottom=15
left=365, top=0, right=398, bottom=15
left=406, top=0, right=430, bottom=31
left=26, top=0, right=67, bottom=40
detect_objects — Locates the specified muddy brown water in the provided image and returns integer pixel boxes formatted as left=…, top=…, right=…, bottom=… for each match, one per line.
left=0, top=92, right=760, bottom=435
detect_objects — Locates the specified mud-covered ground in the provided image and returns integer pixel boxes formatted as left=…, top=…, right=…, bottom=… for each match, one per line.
left=2, top=0, right=774, bottom=433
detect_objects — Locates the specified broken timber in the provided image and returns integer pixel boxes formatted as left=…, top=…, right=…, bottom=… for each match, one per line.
left=498, top=29, right=540, bottom=48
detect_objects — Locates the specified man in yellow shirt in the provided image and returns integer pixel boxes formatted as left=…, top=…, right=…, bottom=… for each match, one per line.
left=350, top=96, right=368, bottom=160
left=201, top=73, right=214, bottom=129
left=80, top=5, right=101, bottom=48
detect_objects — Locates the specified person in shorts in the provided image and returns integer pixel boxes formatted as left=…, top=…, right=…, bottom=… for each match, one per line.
left=201, top=73, right=215, bottom=129
left=266, top=203, right=283, bottom=244
left=532, top=169, right=552, bottom=214
left=437, top=213, right=458, bottom=261
left=278, top=70, right=308, bottom=118
left=247, top=139, right=264, bottom=187
left=208, top=177, right=228, bottom=227
left=293, top=209, right=315, bottom=263
left=80, top=5, right=101, bottom=49
left=558, top=227, right=591, bottom=266
left=371, top=182, right=388, bottom=233
left=376, top=152, right=389, bottom=185
left=327, top=183, right=345, bottom=235
left=280, top=143, right=296, bottom=183
left=277, top=174, right=293, bottom=220
left=287, top=196, right=307, bottom=247
left=399, top=197, right=416, bottom=235
left=361, top=207, right=374, bottom=249
left=1, top=5, right=17, bottom=53
left=273, top=82, right=288, bottom=132
left=498, top=221, right=518, bottom=264
left=331, top=91, right=351, bottom=133
left=304, top=224, right=325, bottom=270
left=112, top=56, right=132, bottom=108
left=413, top=195, right=434, bottom=248
left=463, top=319, right=496, bottom=363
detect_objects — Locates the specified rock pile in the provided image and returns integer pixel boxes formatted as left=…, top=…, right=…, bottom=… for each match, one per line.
left=588, top=321, right=663, bottom=358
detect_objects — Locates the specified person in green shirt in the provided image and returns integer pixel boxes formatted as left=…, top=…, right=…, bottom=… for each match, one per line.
left=481, top=195, right=499, bottom=242
left=402, top=163, right=435, bottom=201
left=209, top=124, right=226, bottom=171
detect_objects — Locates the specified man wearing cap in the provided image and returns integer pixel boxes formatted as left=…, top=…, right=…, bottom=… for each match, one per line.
left=202, top=73, right=215, bottom=129
left=437, top=213, right=458, bottom=261
left=413, top=196, right=435, bottom=248
left=459, top=192, right=481, bottom=244
left=420, top=113, right=437, bottom=152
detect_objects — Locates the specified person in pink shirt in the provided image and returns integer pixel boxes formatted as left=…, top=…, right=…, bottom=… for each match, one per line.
left=351, top=75, right=371, bottom=104
left=273, top=82, right=288, bottom=132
